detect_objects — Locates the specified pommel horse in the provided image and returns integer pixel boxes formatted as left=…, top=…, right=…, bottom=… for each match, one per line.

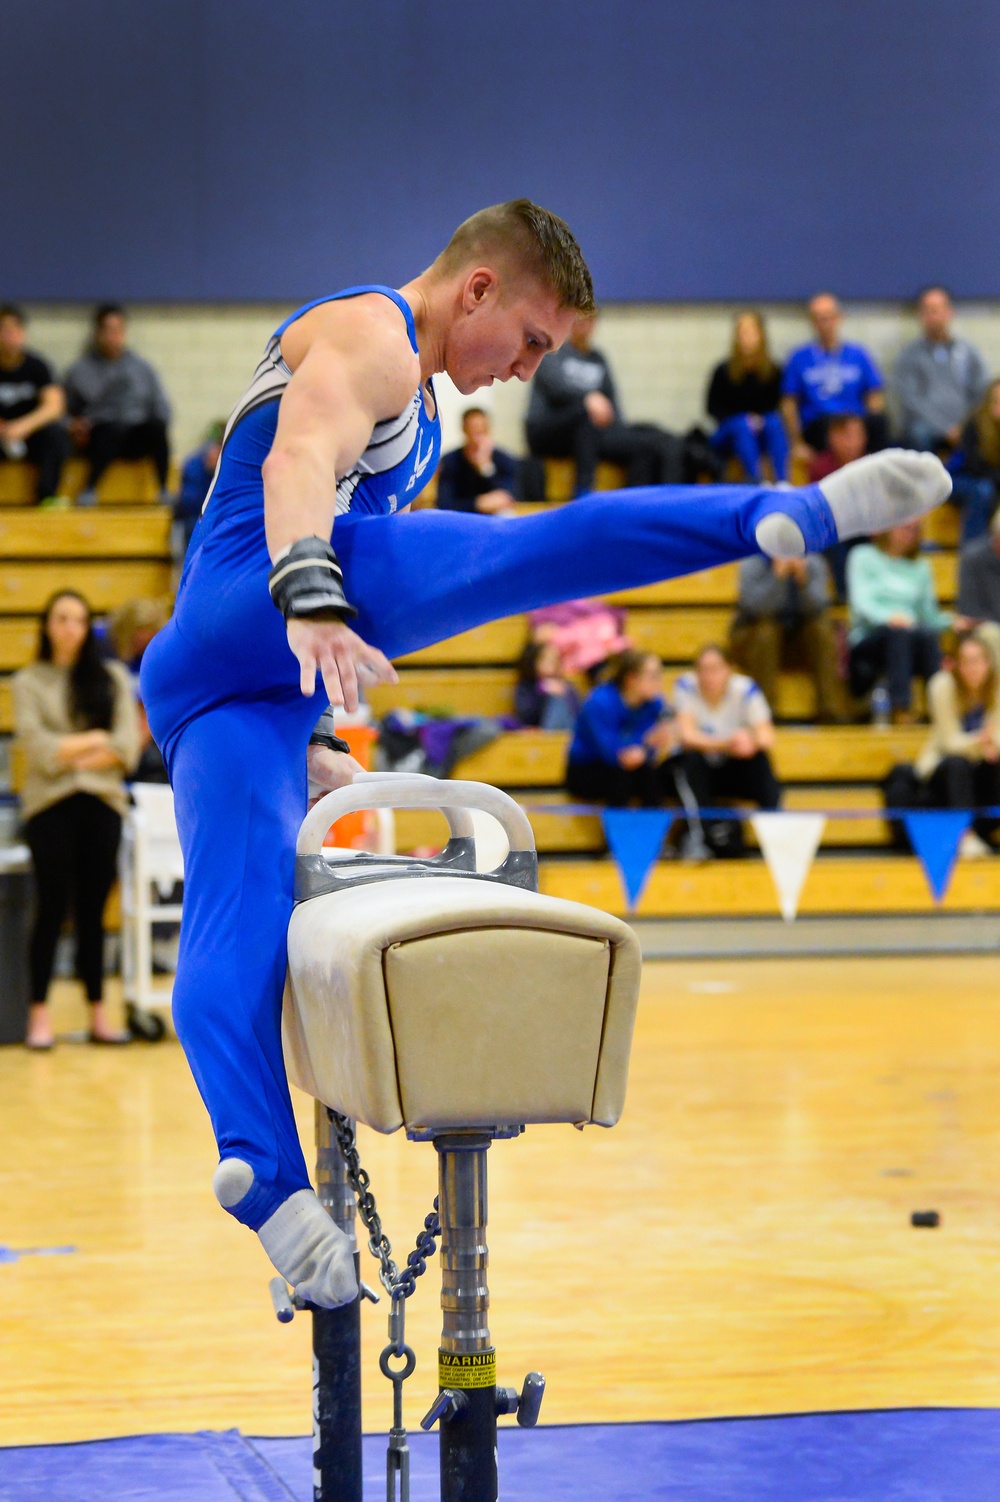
left=274, top=772, right=641, bottom=1502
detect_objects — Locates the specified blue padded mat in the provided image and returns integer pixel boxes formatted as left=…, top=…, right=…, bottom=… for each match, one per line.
left=4, top=1411, right=1000, bottom=1500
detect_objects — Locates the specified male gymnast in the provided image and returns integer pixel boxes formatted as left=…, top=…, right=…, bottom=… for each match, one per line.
left=141, top=200, right=950, bottom=1308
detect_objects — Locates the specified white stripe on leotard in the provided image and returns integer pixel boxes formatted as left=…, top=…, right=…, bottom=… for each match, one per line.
left=201, top=332, right=421, bottom=517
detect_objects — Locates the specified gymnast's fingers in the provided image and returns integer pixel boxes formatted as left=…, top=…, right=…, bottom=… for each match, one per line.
left=334, top=643, right=359, bottom=713
left=298, top=647, right=317, bottom=698
left=357, top=642, right=398, bottom=686
left=319, top=648, right=345, bottom=708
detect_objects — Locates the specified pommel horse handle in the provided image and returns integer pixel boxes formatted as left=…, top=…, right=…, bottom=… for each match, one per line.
left=296, top=771, right=536, bottom=858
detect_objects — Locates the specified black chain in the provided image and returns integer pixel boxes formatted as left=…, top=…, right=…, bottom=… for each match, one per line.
left=328, top=1109, right=441, bottom=1301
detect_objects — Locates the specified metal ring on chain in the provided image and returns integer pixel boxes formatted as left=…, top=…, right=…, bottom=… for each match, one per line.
left=379, top=1343, right=417, bottom=1383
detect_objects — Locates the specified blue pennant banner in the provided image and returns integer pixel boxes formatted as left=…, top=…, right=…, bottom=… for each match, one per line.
left=902, top=811, right=972, bottom=902
left=601, top=809, right=673, bottom=909
left=0, top=1245, right=76, bottom=1265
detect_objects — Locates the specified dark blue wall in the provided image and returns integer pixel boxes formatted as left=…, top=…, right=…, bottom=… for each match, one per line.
left=5, top=0, right=1000, bottom=302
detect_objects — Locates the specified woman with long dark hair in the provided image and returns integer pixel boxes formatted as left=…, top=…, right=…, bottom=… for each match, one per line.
left=12, top=590, right=139, bottom=1048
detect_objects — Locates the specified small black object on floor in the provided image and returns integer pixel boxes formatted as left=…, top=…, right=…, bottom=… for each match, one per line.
left=911, top=1210, right=941, bottom=1228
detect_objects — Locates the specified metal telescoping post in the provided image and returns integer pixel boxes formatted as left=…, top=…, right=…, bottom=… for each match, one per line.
left=435, top=1133, right=497, bottom=1502
left=313, top=1103, right=363, bottom=1502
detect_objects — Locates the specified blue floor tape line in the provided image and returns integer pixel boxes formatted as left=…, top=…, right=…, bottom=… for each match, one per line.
left=5, top=1411, right=1000, bottom=1501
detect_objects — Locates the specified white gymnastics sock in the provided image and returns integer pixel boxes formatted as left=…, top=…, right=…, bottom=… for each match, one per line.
left=754, top=450, right=952, bottom=559
left=213, top=1160, right=358, bottom=1309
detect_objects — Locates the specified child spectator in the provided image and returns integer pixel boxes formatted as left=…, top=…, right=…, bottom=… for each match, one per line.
left=847, top=522, right=951, bottom=723
left=566, top=651, right=676, bottom=807
left=65, top=304, right=171, bottom=504
left=174, top=420, right=225, bottom=555
left=808, top=413, right=869, bottom=482
left=916, top=631, right=1000, bottom=857
left=528, top=597, right=630, bottom=679
left=674, top=644, right=781, bottom=854
left=706, top=311, right=788, bottom=481
left=514, top=639, right=580, bottom=730
left=948, top=378, right=1000, bottom=543
left=0, top=304, right=70, bottom=504
left=435, top=407, right=519, bottom=514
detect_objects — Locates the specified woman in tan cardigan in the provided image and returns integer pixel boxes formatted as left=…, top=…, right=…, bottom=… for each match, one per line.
left=916, top=630, right=1000, bottom=858
left=13, top=590, right=139, bottom=1048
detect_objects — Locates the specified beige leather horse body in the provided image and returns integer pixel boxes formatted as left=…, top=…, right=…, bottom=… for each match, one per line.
left=281, top=772, right=642, bottom=1502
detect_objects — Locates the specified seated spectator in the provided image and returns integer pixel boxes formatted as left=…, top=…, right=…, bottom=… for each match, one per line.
left=435, top=407, right=518, bottom=514
left=12, top=590, right=139, bottom=1048
left=0, top=303, right=70, bottom=504
left=893, top=286, right=989, bottom=454
left=174, top=420, right=224, bottom=555
left=515, top=639, right=580, bottom=730
left=65, top=304, right=171, bottom=505
left=807, top=412, right=870, bottom=599
left=781, top=293, right=888, bottom=463
left=847, top=522, right=951, bottom=723
left=525, top=313, right=683, bottom=497
left=529, top=597, right=629, bottom=679
left=949, top=378, right=1000, bottom=543
left=915, top=631, right=1000, bottom=857
left=729, top=553, right=844, bottom=723
left=958, top=509, right=1000, bottom=643
left=674, top=645, right=781, bottom=855
left=566, top=651, right=677, bottom=807
left=808, top=412, right=869, bottom=482
left=706, top=311, right=788, bottom=481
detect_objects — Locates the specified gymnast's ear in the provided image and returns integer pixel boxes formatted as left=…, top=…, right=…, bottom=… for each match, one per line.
left=461, top=266, right=500, bottom=312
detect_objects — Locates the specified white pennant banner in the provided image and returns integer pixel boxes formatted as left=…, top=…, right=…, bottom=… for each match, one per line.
left=751, top=813, right=827, bottom=922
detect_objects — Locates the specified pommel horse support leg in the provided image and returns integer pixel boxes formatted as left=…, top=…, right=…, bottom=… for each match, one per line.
left=281, top=772, right=642, bottom=1502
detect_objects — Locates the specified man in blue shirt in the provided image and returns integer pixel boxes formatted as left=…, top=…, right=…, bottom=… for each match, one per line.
left=781, top=293, right=889, bottom=462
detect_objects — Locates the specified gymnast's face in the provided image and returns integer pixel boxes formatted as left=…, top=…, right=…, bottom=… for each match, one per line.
left=445, top=267, right=576, bottom=394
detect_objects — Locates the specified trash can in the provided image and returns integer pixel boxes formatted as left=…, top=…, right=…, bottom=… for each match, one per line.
left=0, top=844, right=32, bottom=1045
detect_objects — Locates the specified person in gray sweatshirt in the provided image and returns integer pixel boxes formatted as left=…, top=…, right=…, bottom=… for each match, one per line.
left=892, top=286, right=989, bottom=452
left=729, top=551, right=845, bottom=721
left=65, top=304, right=171, bottom=502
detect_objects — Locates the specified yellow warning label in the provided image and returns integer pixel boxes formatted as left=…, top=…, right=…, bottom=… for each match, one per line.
left=438, top=1348, right=497, bottom=1390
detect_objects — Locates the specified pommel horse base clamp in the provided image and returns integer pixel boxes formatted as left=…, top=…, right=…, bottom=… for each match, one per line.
left=274, top=772, right=642, bottom=1502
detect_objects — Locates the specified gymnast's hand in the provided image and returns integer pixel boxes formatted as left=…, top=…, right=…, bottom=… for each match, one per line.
left=286, top=616, right=397, bottom=712
left=306, top=743, right=364, bottom=806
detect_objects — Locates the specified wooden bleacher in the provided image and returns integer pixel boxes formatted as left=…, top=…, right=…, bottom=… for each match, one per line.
left=0, top=463, right=173, bottom=736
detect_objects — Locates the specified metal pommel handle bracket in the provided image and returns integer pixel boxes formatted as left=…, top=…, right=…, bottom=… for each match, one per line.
left=296, top=770, right=536, bottom=860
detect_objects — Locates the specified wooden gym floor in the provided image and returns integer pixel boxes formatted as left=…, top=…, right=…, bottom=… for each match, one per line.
left=3, top=953, right=1000, bottom=1449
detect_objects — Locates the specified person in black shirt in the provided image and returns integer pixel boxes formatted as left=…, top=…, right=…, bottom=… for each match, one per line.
left=0, top=304, right=70, bottom=503
left=706, top=311, right=788, bottom=481
left=435, top=406, right=519, bottom=513
left=526, top=313, right=684, bottom=496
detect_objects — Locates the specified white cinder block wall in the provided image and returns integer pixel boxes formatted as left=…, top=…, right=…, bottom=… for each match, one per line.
left=21, top=302, right=1000, bottom=465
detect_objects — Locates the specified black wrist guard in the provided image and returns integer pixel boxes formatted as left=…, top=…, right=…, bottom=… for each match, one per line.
left=308, top=729, right=352, bottom=756
left=268, top=537, right=357, bottom=621
left=308, top=707, right=352, bottom=756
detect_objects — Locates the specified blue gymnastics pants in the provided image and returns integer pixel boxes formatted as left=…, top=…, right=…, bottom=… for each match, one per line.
left=141, top=482, right=837, bottom=1229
